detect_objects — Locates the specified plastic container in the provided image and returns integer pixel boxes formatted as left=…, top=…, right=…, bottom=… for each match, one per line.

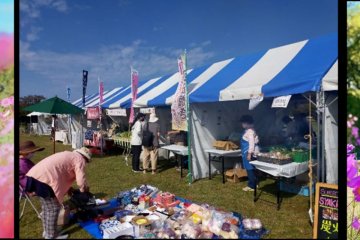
left=279, top=180, right=315, bottom=196
left=291, top=151, right=308, bottom=163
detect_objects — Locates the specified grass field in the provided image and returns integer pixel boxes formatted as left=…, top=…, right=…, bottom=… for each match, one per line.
left=19, top=134, right=312, bottom=239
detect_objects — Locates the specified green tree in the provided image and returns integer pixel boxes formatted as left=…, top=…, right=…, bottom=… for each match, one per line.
left=348, top=2, right=360, bottom=88
left=19, top=95, right=46, bottom=123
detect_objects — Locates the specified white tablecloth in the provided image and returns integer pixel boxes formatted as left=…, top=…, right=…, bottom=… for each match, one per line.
left=55, top=131, right=70, bottom=144
left=161, top=145, right=188, bottom=156
left=205, top=149, right=242, bottom=157
left=250, top=160, right=309, bottom=178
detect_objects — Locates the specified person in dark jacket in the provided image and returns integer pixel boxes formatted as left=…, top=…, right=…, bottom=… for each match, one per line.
left=142, top=113, right=161, bottom=174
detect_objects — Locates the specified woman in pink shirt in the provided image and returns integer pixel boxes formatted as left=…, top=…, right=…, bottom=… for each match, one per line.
left=26, top=147, right=92, bottom=239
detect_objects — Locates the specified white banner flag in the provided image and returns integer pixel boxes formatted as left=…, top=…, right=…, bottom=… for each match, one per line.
left=249, top=94, right=263, bottom=110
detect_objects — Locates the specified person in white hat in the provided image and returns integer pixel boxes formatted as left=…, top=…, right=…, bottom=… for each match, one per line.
left=142, top=112, right=160, bottom=174
left=26, top=147, right=92, bottom=239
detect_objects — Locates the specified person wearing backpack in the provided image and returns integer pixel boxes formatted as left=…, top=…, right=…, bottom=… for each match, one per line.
left=130, top=113, right=145, bottom=172
left=142, top=113, right=160, bottom=174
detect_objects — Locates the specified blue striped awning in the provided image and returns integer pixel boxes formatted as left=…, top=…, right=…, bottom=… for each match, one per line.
left=104, top=33, right=337, bottom=109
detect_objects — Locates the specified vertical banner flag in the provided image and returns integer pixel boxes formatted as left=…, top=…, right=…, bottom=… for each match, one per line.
left=171, top=53, right=187, bottom=131
left=82, top=70, right=88, bottom=107
left=67, top=87, right=71, bottom=102
left=98, top=80, right=104, bottom=115
left=99, top=81, right=104, bottom=105
left=129, top=68, right=139, bottom=124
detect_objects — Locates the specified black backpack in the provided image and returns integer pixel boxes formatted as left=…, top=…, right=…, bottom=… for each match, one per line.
left=142, top=122, right=154, bottom=147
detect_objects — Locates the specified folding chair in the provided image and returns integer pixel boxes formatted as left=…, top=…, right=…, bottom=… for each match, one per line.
left=19, top=184, right=42, bottom=220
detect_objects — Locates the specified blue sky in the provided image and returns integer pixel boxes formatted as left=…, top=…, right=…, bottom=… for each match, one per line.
left=0, top=0, right=13, bottom=33
left=20, top=0, right=337, bottom=100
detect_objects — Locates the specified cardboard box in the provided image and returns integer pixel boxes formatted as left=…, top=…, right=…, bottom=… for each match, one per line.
left=225, top=168, right=247, bottom=183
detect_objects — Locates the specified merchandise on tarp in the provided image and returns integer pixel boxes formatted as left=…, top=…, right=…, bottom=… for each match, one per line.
left=77, top=185, right=269, bottom=239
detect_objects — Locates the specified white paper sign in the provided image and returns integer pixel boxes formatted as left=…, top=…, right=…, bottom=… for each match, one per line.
left=106, top=109, right=127, bottom=116
left=271, top=95, right=292, bottom=108
left=140, top=108, right=154, bottom=114
left=249, top=94, right=263, bottom=110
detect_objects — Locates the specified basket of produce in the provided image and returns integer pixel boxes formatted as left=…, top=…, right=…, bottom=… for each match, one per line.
left=257, top=147, right=293, bottom=165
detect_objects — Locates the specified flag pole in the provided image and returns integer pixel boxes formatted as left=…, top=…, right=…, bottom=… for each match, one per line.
left=99, top=76, right=103, bottom=156
left=184, top=49, right=192, bottom=184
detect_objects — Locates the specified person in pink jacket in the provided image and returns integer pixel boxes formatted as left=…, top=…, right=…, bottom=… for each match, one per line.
left=26, top=147, right=92, bottom=239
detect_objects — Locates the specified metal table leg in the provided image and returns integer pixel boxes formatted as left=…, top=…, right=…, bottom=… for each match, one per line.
left=180, top=155, right=183, bottom=178
left=221, top=156, right=225, bottom=184
left=208, top=153, right=211, bottom=180
left=254, top=170, right=257, bottom=202
left=277, top=177, right=281, bottom=210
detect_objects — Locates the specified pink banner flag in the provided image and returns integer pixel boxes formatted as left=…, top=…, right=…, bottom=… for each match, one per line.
left=129, top=69, right=139, bottom=124
left=171, top=54, right=187, bottom=131
left=99, top=81, right=104, bottom=105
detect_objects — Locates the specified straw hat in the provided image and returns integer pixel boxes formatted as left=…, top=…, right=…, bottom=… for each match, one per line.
left=74, top=147, right=92, bottom=162
left=20, top=141, right=45, bottom=155
left=149, top=113, right=159, bottom=123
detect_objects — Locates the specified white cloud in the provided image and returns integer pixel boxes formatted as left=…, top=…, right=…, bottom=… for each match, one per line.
left=20, top=0, right=69, bottom=27
left=20, top=40, right=215, bottom=98
left=26, top=26, right=43, bottom=42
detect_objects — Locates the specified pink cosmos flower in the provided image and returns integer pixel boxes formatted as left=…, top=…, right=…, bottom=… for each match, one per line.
left=352, top=127, right=359, bottom=139
left=0, top=96, right=14, bottom=107
left=0, top=34, right=13, bottom=70
left=348, top=152, right=358, bottom=186
left=353, top=217, right=360, bottom=230
left=348, top=144, right=355, bottom=154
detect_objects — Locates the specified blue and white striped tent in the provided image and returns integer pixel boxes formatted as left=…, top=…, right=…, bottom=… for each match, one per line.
left=100, top=33, right=338, bottom=184
left=72, top=87, right=124, bottom=108
left=102, top=33, right=337, bottom=109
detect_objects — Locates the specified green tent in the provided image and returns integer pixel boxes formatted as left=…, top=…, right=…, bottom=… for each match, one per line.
left=23, top=96, right=84, bottom=114
left=23, top=96, right=84, bottom=153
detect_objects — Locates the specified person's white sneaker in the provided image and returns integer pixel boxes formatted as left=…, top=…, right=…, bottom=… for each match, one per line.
left=55, top=234, right=69, bottom=239
left=42, top=231, right=46, bottom=238
left=242, top=186, right=254, bottom=192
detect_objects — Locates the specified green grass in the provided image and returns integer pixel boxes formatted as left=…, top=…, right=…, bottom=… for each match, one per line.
left=19, top=134, right=312, bottom=239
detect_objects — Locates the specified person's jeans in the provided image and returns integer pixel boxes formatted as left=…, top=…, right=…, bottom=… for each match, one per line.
left=131, top=145, right=142, bottom=171
left=246, top=169, right=257, bottom=189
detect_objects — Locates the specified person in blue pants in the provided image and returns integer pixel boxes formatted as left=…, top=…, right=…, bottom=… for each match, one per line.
left=240, top=115, right=259, bottom=191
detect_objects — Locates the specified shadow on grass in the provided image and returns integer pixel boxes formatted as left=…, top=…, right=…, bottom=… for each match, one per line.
left=93, top=192, right=108, bottom=198
left=157, top=157, right=177, bottom=173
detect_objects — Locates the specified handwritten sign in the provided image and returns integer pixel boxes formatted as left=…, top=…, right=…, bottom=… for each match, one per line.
left=271, top=95, right=292, bottom=108
left=313, top=183, right=338, bottom=239
left=87, top=107, right=100, bottom=120
left=106, top=109, right=127, bottom=116
left=140, top=108, right=154, bottom=114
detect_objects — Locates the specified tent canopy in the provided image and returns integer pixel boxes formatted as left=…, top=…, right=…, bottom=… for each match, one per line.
left=101, top=33, right=337, bottom=109
left=24, top=96, right=84, bottom=114
left=72, top=87, right=124, bottom=108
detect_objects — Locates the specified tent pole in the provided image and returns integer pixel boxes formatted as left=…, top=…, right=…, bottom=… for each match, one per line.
left=321, top=89, right=326, bottom=182
left=184, top=50, right=192, bottom=184
left=322, top=90, right=325, bottom=182
left=53, top=114, right=56, bottom=154
left=306, top=94, right=314, bottom=223
left=316, top=92, right=321, bottom=182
